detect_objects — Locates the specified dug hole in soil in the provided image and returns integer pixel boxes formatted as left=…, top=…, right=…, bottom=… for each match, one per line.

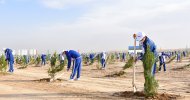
left=105, top=70, right=127, bottom=78
left=34, top=78, right=64, bottom=82
left=113, top=91, right=181, bottom=100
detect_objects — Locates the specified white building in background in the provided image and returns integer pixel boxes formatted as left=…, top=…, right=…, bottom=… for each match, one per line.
left=17, top=49, right=28, bottom=56
left=128, top=46, right=143, bottom=54
left=16, top=49, right=37, bottom=56
left=29, top=49, right=37, bottom=56
left=0, top=48, right=37, bottom=56
left=0, top=48, right=16, bottom=56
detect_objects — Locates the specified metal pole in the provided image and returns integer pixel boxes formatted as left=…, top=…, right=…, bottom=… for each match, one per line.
left=133, top=34, right=137, bottom=93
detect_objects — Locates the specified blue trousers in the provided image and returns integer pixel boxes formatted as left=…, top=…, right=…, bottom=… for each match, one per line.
left=70, top=58, right=82, bottom=79
left=41, top=60, right=46, bottom=66
left=159, top=62, right=166, bottom=71
left=101, top=59, right=106, bottom=68
left=177, top=56, right=180, bottom=62
left=8, top=61, right=14, bottom=72
left=122, top=57, right=126, bottom=61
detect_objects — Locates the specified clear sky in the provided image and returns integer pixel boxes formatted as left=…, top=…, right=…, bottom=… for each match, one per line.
left=0, top=0, right=189, bottom=53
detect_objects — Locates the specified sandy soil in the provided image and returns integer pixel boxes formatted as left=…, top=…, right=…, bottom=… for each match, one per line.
left=0, top=57, right=190, bottom=100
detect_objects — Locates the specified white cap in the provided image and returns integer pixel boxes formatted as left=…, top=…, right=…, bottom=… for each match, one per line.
left=159, top=53, right=162, bottom=56
left=136, top=32, right=146, bottom=41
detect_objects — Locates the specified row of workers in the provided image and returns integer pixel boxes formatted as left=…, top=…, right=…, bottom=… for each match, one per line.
left=3, top=32, right=189, bottom=80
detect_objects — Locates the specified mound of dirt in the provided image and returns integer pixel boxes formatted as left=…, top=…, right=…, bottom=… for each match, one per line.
left=34, top=78, right=64, bottom=82
left=172, top=63, right=190, bottom=71
left=17, top=66, right=27, bottom=69
left=113, top=91, right=181, bottom=100
left=172, top=67, right=186, bottom=71
left=105, top=71, right=127, bottom=78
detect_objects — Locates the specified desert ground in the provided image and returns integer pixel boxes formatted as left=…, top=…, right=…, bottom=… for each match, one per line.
left=0, top=57, right=190, bottom=100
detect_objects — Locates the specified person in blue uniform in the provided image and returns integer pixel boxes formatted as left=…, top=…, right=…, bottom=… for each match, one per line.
left=176, top=52, right=181, bottom=62
left=41, top=54, right=46, bottom=66
left=64, top=50, right=82, bottom=81
left=101, top=52, right=106, bottom=69
left=183, top=51, right=186, bottom=57
left=122, top=53, right=126, bottom=62
left=158, top=52, right=170, bottom=72
left=134, top=32, right=157, bottom=76
left=4, top=48, right=14, bottom=73
left=89, top=53, right=95, bottom=64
